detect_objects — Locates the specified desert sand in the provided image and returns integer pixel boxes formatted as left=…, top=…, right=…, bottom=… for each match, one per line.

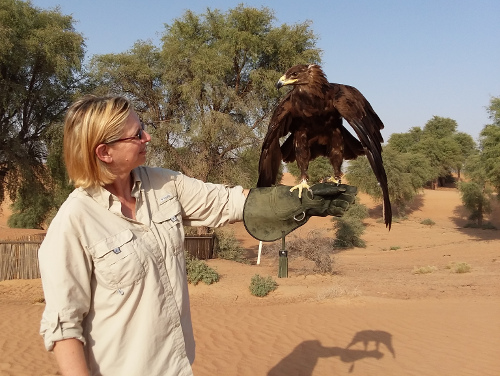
left=0, top=174, right=499, bottom=376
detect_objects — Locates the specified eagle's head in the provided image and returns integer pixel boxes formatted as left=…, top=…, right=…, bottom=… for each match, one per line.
left=276, top=64, right=327, bottom=89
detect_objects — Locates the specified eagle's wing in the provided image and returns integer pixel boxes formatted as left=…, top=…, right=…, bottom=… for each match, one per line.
left=329, top=83, right=392, bottom=229
left=257, top=92, right=294, bottom=187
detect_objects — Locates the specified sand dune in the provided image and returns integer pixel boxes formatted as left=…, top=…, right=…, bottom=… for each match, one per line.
left=1, top=175, right=499, bottom=375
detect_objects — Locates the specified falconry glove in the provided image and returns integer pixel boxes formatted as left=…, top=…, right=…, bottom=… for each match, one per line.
left=243, top=183, right=357, bottom=242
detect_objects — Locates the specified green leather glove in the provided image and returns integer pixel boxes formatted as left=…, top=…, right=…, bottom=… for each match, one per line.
left=243, top=183, right=357, bottom=242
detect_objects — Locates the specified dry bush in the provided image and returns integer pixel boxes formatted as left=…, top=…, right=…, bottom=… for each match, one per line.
left=317, top=285, right=361, bottom=300
left=262, top=230, right=337, bottom=275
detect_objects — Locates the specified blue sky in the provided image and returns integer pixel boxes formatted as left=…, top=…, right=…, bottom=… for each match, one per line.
left=31, top=0, right=500, bottom=141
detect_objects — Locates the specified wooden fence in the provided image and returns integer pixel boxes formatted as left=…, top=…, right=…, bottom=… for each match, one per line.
left=0, top=234, right=216, bottom=281
left=185, top=235, right=216, bottom=260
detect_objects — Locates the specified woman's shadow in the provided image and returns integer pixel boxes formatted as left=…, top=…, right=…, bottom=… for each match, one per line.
left=267, top=331, right=393, bottom=375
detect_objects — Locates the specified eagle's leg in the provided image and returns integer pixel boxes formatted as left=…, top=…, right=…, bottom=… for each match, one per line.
left=327, top=128, right=344, bottom=185
left=289, top=129, right=312, bottom=198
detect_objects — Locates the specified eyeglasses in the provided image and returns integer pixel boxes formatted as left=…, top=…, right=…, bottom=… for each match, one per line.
left=106, top=122, right=146, bottom=144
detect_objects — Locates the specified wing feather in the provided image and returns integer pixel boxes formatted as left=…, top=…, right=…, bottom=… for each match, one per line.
left=257, top=93, right=293, bottom=187
left=329, top=84, right=392, bottom=228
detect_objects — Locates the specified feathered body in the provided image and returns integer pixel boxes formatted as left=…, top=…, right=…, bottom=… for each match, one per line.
left=257, top=64, right=392, bottom=228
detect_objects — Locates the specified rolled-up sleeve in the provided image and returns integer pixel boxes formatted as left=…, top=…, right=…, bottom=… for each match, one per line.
left=174, top=174, right=246, bottom=227
left=39, top=198, right=93, bottom=351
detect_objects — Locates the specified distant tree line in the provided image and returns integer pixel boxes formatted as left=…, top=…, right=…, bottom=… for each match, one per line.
left=1, top=0, right=499, bottom=229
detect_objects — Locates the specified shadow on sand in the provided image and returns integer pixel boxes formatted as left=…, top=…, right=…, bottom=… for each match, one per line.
left=267, top=330, right=395, bottom=375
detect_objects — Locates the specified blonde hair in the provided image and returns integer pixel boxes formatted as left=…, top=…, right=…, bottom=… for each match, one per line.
left=63, top=95, right=132, bottom=188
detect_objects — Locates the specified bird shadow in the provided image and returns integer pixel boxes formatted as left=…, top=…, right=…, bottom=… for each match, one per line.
left=267, top=330, right=394, bottom=375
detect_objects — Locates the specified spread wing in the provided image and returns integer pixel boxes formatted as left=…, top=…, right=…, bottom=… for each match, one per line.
left=256, top=91, right=294, bottom=187
left=329, top=83, right=392, bottom=229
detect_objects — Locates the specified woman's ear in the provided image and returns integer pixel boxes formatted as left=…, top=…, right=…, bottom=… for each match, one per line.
left=95, top=144, right=112, bottom=164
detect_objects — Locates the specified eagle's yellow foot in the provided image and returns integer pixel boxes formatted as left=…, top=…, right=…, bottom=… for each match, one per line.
left=289, top=179, right=311, bottom=198
left=326, top=175, right=342, bottom=185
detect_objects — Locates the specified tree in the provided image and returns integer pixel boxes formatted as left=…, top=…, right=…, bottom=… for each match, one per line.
left=478, top=99, right=500, bottom=193
left=89, top=41, right=166, bottom=124
left=387, top=127, right=423, bottom=153
left=345, top=147, right=432, bottom=217
left=389, top=116, right=474, bottom=189
left=159, top=5, right=321, bottom=185
left=91, top=5, right=320, bottom=186
left=0, top=0, right=86, bottom=226
left=456, top=96, right=499, bottom=226
left=459, top=153, right=492, bottom=226
left=453, top=132, right=476, bottom=179
left=486, top=96, right=500, bottom=126
left=412, top=116, right=463, bottom=187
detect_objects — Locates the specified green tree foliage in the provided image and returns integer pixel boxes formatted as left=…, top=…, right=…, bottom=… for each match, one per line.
left=0, top=0, right=86, bottom=227
left=456, top=96, right=500, bottom=225
left=459, top=154, right=492, bottom=226
left=412, top=116, right=461, bottom=185
left=89, top=41, right=165, bottom=123
left=478, top=98, right=500, bottom=193
left=390, top=117, right=475, bottom=189
left=486, top=96, right=500, bottom=126
left=90, top=5, right=320, bottom=186
left=453, top=131, right=476, bottom=179
left=387, top=127, right=423, bottom=153
left=345, top=147, right=432, bottom=217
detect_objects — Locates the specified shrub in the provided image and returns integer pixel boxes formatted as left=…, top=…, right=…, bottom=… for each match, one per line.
left=332, top=203, right=367, bottom=249
left=333, top=217, right=366, bottom=248
left=214, top=228, right=248, bottom=263
left=344, top=202, right=369, bottom=221
left=263, top=230, right=336, bottom=275
left=412, top=265, right=437, bottom=274
left=249, top=274, right=278, bottom=297
left=420, top=218, right=435, bottom=226
left=185, top=254, right=219, bottom=285
left=317, top=285, right=361, bottom=300
left=453, top=262, right=471, bottom=274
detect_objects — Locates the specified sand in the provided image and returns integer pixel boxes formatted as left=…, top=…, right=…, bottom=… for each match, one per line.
left=1, top=174, right=499, bottom=376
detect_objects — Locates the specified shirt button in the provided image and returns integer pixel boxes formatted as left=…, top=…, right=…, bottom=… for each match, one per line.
left=181, top=351, right=187, bottom=358
left=174, top=322, right=180, bottom=328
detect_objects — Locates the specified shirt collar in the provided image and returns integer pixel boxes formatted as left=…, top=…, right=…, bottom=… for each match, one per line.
left=84, top=168, right=143, bottom=210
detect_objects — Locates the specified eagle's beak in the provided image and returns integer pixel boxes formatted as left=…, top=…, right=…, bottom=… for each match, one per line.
left=276, top=74, right=287, bottom=89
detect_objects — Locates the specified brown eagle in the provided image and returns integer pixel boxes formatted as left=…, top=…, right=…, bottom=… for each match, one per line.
left=257, top=64, right=392, bottom=229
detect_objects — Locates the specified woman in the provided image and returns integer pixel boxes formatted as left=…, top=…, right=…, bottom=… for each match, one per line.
left=39, top=95, right=247, bottom=376
left=39, top=95, right=355, bottom=376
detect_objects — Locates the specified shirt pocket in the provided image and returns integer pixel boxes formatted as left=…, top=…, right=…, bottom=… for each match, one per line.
left=89, top=229, right=146, bottom=289
left=152, top=196, right=184, bottom=255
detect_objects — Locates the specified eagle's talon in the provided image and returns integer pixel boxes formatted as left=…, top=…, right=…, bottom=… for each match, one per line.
left=326, top=176, right=342, bottom=185
left=289, top=180, right=311, bottom=198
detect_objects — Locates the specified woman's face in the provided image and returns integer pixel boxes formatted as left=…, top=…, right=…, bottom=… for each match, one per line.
left=106, top=110, right=151, bottom=174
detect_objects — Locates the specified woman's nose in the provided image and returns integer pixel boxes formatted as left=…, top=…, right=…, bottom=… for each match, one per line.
left=142, top=130, right=152, bottom=143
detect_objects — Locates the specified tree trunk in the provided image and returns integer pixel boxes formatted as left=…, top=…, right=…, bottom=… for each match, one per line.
left=477, top=201, right=483, bottom=226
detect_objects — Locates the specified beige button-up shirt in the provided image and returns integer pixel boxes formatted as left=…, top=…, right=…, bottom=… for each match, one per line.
left=39, top=166, right=245, bottom=376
